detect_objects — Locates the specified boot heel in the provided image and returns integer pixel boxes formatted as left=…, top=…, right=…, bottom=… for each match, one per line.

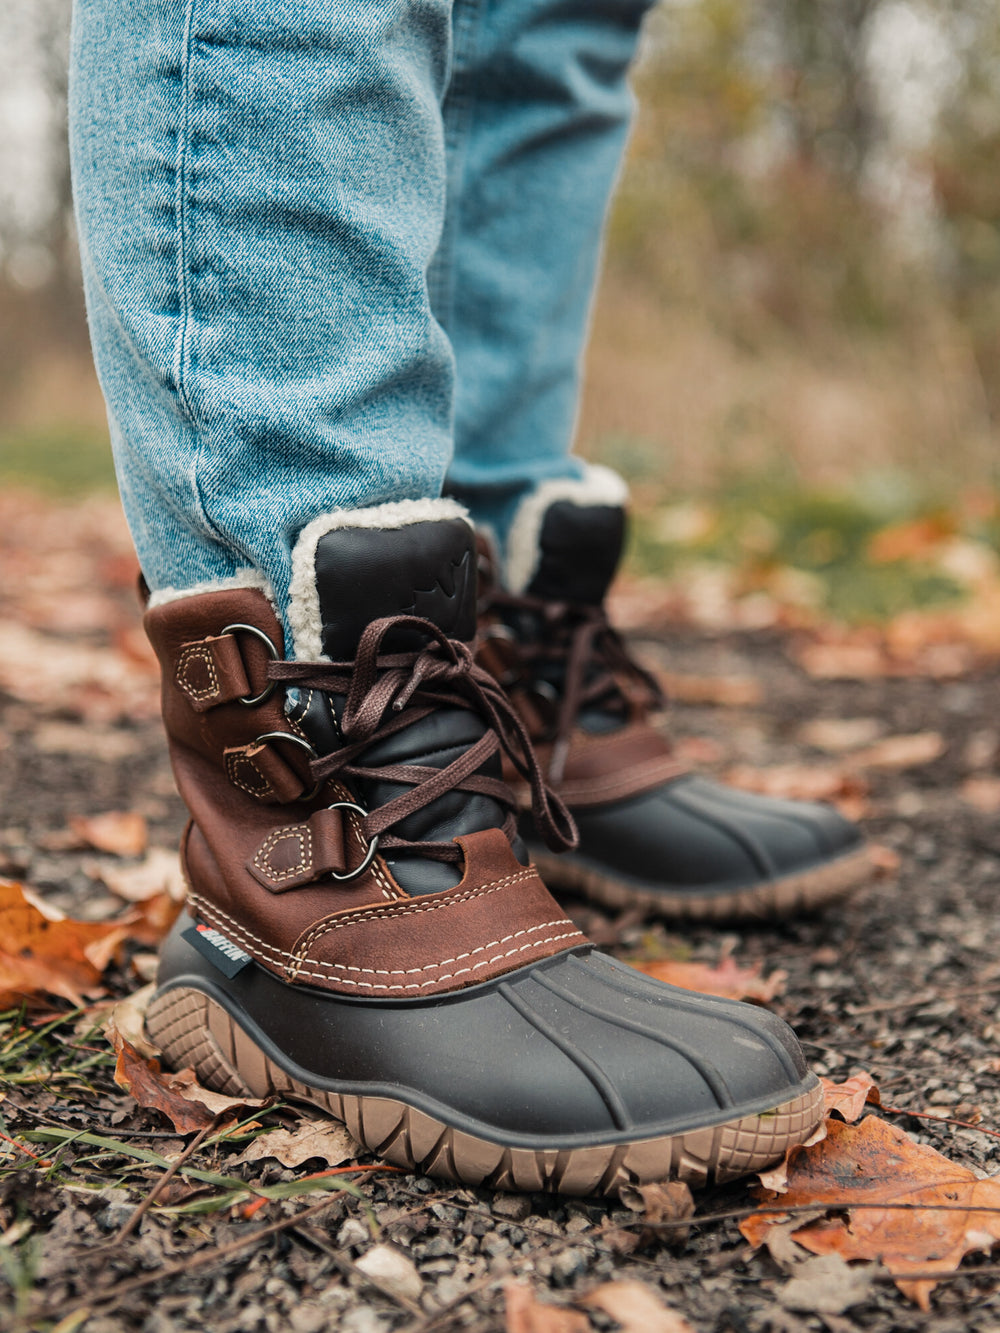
left=146, top=986, right=254, bottom=1098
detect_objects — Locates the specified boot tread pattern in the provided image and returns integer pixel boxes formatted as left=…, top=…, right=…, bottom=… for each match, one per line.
left=532, top=843, right=873, bottom=923
left=146, top=986, right=823, bottom=1196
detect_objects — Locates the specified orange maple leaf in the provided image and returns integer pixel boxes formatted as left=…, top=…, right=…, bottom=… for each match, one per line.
left=629, top=955, right=786, bottom=1003
left=742, top=1115, right=1000, bottom=1310
left=0, top=879, right=131, bottom=1007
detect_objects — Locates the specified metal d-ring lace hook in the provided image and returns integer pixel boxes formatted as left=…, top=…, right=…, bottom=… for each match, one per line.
left=251, top=731, right=323, bottom=801
left=220, top=623, right=279, bottom=706
left=324, top=801, right=380, bottom=882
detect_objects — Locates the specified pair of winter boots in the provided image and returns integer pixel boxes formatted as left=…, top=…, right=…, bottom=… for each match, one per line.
left=143, top=478, right=869, bottom=1195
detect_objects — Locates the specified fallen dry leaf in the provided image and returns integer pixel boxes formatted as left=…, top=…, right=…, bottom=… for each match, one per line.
left=108, top=1019, right=267, bottom=1133
left=579, top=1280, right=696, bottom=1332
left=121, top=891, right=185, bottom=948
left=821, top=1072, right=880, bottom=1123
left=961, top=776, right=1000, bottom=813
left=723, top=764, right=869, bottom=821
left=797, top=717, right=885, bottom=753
left=504, top=1284, right=590, bottom=1333
left=867, top=516, right=953, bottom=564
left=658, top=671, right=763, bottom=708
left=105, top=982, right=160, bottom=1061
left=69, top=812, right=148, bottom=858
left=794, top=639, right=891, bottom=680
left=848, top=732, right=945, bottom=771
left=235, top=1117, right=360, bottom=1170
left=741, top=1115, right=1000, bottom=1309
left=0, top=879, right=131, bottom=1007
left=777, top=1253, right=877, bottom=1315
left=618, top=1179, right=694, bottom=1226
left=93, top=847, right=186, bottom=903
left=629, top=954, right=786, bottom=1004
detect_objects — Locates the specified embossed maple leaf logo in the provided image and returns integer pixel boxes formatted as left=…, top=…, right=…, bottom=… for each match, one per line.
left=401, top=549, right=473, bottom=633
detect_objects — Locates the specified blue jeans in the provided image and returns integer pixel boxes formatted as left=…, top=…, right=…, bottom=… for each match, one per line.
left=70, top=0, right=653, bottom=621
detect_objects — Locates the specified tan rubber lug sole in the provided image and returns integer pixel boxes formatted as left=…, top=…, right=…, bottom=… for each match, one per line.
left=529, top=843, right=874, bottom=924
left=145, top=985, right=824, bottom=1197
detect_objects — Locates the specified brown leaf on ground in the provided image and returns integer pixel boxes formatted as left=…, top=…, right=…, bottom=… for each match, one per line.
left=108, top=1019, right=268, bottom=1133
left=797, top=717, right=885, bottom=753
left=121, top=892, right=185, bottom=947
left=867, top=516, right=953, bottom=564
left=793, top=632, right=972, bottom=681
left=110, top=1021, right=219, bottom=1133
left=723, top=764, right=869, bottom=821
left=821, top=1072, right=880, bottom=1123
left=777, top=1253, right=877, bottom=1314
left=961, top=775, right=1000, bottom=813
left=869, top=843, right=901, bottom=878
left=93, top=847, right=186, bottom=902
left=579, top=1280, right=696, bottom=1332
left=105, top=982, right=160, bottom=1060
left=235, top=1117, right=360, bottom=1169
left=618, top=1180, right=695, bottom=1246
left=0, top=879, right=131, bottom=1007
left=504, top=1284, right=590, bottom=1333
left=68, top=812, right=148, bottom=858
left=848, top=732, right=945, bottom=771
left=629, top=954, right=786, bottom=1003
left=741, top=1115, right=1000, bottom=1309
left=658, top=671, right=764, bottom=708
left=619, top=1179, right=695, bottom=1225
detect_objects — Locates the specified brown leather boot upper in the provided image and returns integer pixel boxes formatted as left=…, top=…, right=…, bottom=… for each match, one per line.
left=145, top=533, right=587, bottom=998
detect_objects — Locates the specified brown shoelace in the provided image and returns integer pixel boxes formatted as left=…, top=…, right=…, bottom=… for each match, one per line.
left=482, top=591, right=665, bottom=784
left=269, top=614, right=577, bottom=865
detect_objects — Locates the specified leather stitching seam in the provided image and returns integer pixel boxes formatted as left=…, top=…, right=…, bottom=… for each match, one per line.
left=253, top=826, right=311, bottom=883
left=292, top=869, right=537, bottom=956
left=225, top=752, right=273, bottom=799
left=176, top=644, right=219, bottom=703
left=187, top=893, right=582, bottom=992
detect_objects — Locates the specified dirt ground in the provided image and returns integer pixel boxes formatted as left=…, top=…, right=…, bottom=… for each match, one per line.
left=2, top=501, right=1000, bottom=1332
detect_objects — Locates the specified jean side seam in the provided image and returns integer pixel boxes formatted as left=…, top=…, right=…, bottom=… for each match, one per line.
left=173, top=0, right=199, bottom=431
left=429, top=0, right=486, bottom=329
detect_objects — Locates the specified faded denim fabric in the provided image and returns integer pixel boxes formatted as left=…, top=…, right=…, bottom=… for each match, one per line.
left=69, top=0, right=654, bottom=614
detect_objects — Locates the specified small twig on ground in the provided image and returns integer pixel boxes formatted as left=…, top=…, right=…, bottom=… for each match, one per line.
left=877, top=1102, right=1000, bottom=1140
left=849, top=976, right=1000, bottom=1016
left=97, top=1116, right=220, bottom=1248
left=27, top=1189, right=346, bottom=1332
left=644, top=1199, right=1000, bottom=1233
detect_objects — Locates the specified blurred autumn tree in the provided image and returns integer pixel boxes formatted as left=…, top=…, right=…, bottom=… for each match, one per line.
left=1, top=0, right=1000, bottom=494
left=586, top=0, right=1000, bottom=494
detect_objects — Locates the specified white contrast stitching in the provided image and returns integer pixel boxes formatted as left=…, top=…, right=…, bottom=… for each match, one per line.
left=292, top=870, right=536, bottom=955
left=187, top=892, right=584, bottom=993
left=253, top=826, right=312, bottom=883
left=176, top=644, right=219, bottom=703
left=225, top=752, right=273, bottom=799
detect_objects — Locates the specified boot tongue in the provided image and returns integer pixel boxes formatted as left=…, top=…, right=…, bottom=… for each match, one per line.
left=314, top=518, right=477, bottom=659
left=526, top=500, right=625, bottom=607
left=298, top=513, right=520, bottom=896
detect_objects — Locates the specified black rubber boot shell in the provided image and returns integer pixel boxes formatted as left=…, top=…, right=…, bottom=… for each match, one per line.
left=529, top=774, right=871, bottom=922
left=146, top=914, right=822, bottom=1195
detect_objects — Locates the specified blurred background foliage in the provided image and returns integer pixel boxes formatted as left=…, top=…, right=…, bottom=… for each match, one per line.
left=2, top=0, right=1000, bottom=620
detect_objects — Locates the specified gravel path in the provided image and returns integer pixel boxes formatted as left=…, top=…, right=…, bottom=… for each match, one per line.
left=3, top=596, right=1000, bottom=1332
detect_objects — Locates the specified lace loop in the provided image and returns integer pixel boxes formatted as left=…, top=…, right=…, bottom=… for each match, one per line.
left=269, top=615, right=577, bottom=864
left=481, top=591, right=666, bottom=784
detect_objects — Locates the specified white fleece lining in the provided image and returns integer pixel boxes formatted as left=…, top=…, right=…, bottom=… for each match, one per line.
left=504, top=464, right=629, bottom=594
left=286, top=498, right=471, bottom=661
left=147, top=568, right=277, bottom=610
